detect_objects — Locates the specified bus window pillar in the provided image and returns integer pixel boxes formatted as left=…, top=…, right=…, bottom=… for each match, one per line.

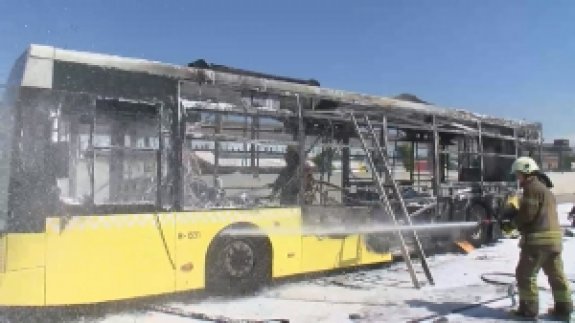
left=88, top=99, right=96, bottom=205
left=341, top=128, right=351, bottom=205
left=432, top=116, right=440, bottom=197
left=478, top=121, right=484, bottom=190
left=109, top=118, right=126, bottom=202
left=296, top=95, right=305, bottom=206
left=68, top=114, right=79, bottom=198
left=174, top=87, right=184, bottom=210
left=213, top=113, right=221, bottom=187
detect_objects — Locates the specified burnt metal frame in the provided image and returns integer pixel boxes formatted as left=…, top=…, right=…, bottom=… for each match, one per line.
left=174, top=75, right=540, bottom=211
left=32, top=64, right=541, bottom=216
left=79, top=97, right=165, bottom=209
left=1, top=59, right=542, bottom=234
left=55, top=82, right=541, bottom=215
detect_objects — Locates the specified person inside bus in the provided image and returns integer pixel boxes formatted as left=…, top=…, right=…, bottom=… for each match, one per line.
left=271, top=145, right=315, bottom=205
left=568, top=205, right=575, bottom=228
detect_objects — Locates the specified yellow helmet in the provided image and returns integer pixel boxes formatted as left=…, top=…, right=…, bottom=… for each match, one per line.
left=510, top=156, right=539, bottom=174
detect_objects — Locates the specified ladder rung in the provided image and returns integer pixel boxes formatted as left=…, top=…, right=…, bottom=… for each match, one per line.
left=349, top=111, right=435, bottom=288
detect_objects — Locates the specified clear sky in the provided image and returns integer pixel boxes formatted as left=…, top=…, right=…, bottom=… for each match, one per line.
left=1, top=0, right=574, bottom=142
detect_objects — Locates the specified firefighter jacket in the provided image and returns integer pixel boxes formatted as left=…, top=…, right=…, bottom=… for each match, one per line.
left=516, top=177, right=563, bottom=252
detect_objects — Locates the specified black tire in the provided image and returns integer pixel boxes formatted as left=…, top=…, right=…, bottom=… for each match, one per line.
left=465, top=203, right=490, bottom=247
left=206, top=235, right=271, bottom=294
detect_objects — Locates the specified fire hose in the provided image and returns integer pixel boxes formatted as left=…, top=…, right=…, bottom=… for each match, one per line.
left=408, top=272, right=575, bottom=322
left=147, top=304, right=289, bottom=323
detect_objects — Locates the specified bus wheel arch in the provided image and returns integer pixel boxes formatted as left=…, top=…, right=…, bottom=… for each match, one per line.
left=205, top=222, right=272, bottom=294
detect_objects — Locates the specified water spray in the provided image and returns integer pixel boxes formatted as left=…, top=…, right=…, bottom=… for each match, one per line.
left=222, top=221, right=478, bottom=237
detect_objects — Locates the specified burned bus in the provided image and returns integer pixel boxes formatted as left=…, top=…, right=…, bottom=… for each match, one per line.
left=0, top=45, right=541, bottom=305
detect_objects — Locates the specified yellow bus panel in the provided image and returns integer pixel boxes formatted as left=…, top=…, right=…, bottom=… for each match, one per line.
left=0, top=236, right=5, bottom=272
left=0, top=208, right=392, bottom=306
left=44, top=214, right=176, bottom=305
left=174, top=207, right=303, bottom=291
left=0, top=267, right=44, bottom=306
left=301, top=235, right=392, bottom=273
left=4, top=233, right=45, bottom=272
left=0, top=234, right=45, bottom=306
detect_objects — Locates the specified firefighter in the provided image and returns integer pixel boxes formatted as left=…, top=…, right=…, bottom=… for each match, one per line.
left=271, top=146, right=315, bottom=205
left=510, top=156, right=573, bottom=319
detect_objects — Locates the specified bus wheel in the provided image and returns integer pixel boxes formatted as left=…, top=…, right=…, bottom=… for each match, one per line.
left=206, top=235, right=271, bottom=294
left=465, top=203, right=489, bottom=247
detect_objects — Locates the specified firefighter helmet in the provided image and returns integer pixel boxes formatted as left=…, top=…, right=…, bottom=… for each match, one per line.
left=510, top=156, right=540, bottom=174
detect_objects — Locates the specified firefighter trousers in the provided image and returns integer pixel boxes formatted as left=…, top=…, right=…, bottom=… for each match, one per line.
left=515, top=247, right=573, bottom=314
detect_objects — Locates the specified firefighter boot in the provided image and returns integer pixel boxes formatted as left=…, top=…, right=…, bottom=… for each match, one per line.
left=548, top=302, right=573, bottom=320
left=511, top=301, right=539, bottom=319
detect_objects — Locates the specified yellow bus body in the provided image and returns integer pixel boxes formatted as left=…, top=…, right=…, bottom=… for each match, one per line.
left=0, top=208, right=391, bottom=306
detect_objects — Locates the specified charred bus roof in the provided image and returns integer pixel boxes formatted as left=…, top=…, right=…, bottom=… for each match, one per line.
left=13, top=44, right=540, bottom=132
left=188, top=59, right=320, bottom=87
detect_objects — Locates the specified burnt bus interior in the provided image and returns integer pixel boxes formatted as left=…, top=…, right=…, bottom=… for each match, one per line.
left=1, top=48, right=542, bottom=243
left=178, top=76, right=542, bottom=249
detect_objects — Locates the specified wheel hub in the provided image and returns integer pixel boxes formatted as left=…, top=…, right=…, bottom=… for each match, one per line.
left=222, top=240, right=255, bottom=278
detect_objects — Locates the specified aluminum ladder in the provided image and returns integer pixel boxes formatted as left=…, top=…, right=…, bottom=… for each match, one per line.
left=350, top=112, right=434, bottom=288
